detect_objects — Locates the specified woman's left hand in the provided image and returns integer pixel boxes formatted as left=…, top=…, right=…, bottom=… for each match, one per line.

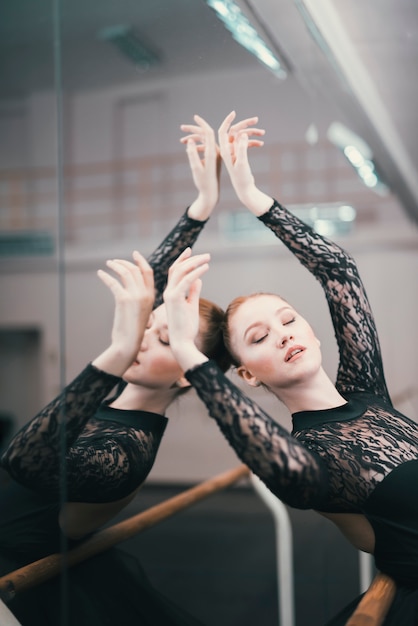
left=218, top=111, right=272, bottom=216
left=163, top=248, right=211, bottom=371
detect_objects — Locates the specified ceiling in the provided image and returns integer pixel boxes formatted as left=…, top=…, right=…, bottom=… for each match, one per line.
left=1, top=0, right=417, bottom=223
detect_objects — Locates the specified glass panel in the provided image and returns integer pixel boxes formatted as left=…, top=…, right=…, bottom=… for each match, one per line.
left=0, top=11, right=60, bottom=449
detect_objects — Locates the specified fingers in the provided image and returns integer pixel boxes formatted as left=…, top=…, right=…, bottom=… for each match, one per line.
left=180, top=135, right=206, bottom=150
left=180, top=131, right=202, bottom=144
left=180, top=114, right=215, bottom=145
left=106, top=259, right=144, bottom=291
left=166, top=249, right=210, bottom=297
left=230, top=116, right=265, bottom=137
left=132, top=250, right=154, bottom=290
left=97, top=268, right=120, bottom=291
left=169, top=248, right=210, bottom=277
left=234, top=132, right=250, bottom=165
left=218, top=111, right=236, bottom=166
left=180, top=112, right=264, bottom=178
left=180, top=116, right=218, bottom=175
left=187, top=277, right=203, bottom=305
left=185, top=138, right=204, bottom=172
left=97, top=261, right=136, bottom=300
left=97, top=254, right=154, bottom=297
left=234, top=128, right=264, bottom=148
left=218, top=110, right=236, bottom=135
left=231, top=116, right=258, bottom=131
left=229, top=116, right=265, bottom=153
left=181, top=113, right=264, bottom=142
left=170, top=247, right=192, bottom=265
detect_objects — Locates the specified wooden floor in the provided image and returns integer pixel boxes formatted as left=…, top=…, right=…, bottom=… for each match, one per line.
left=109, top=483, right=368, bottom=626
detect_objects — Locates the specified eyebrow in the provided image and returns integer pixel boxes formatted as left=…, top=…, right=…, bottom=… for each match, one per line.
left=243, top=306, right=292, bottom=341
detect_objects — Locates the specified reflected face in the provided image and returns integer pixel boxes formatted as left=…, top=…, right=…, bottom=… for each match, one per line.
left=229, top=294, right=322, bottom=390
left=122, top=304, right=185, bottom=389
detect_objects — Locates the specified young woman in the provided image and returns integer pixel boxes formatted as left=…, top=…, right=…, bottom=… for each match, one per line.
left=164, top=112, right=418, bottom=625
left=0, top=115, right=233, bottom=626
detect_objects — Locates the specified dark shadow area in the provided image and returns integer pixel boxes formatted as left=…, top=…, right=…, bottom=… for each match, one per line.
left=109, top=483, right=361, bottom=626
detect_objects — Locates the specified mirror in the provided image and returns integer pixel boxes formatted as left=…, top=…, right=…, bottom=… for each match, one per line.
left=1, top=0, right=414, bottom=437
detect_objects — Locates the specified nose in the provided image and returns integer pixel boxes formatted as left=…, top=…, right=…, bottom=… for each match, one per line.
left=139, top=332, right=149, bottom=352
left=278, top=333, right=294, bottom=348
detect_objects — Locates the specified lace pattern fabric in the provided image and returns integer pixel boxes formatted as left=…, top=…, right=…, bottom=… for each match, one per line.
left=295, top=399, right=418, bottom=511
left=186, top=360, right=328, bottom=509
left=0, top=210, right=207, bottom=503
left=259, top=201, right=390, bottom=399
left=186, top=200, right=418, bottom=514
left=148, top=210, right=208, bottom=307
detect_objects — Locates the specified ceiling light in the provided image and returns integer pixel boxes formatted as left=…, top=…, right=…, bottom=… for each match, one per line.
left=98, top=25, right=160, bottom=69
left=206, top=0, right=288, bottom=78
left=327, top=122, right=389, bottom=195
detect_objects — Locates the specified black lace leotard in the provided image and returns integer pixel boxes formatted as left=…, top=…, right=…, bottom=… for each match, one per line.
left=0, top=210, right=208, bottom=626
left=185, top=200, right=418, bottom=597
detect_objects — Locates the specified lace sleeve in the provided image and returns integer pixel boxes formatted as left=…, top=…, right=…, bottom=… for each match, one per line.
left=186, top=360, right=329, bottom=509
left=148, top=209, right=208, bottom=306
left=259, top=200, right=390, bottom=398
left=0, top=364, right=120, bottom=492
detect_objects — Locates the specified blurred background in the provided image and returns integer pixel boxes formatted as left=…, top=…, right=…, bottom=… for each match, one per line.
left=0, top=1, right=417, bottom=624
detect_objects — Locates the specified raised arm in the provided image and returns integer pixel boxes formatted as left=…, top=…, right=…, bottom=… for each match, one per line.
left=163, top=248, right=329, bottom=509
left=150, top=115, right=220, bottom=305
left=258, top=202, right=389, bottom=398
left=218, top=112, right=389, bottom=399
left=1, top=252, right=155, bottom=494
left=151, top=113, right=266, bottom=303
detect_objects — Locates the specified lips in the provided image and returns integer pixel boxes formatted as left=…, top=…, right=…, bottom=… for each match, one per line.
left=285, top=346, right=304, bottom=362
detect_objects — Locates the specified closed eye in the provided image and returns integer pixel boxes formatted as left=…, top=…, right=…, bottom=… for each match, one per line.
left=283, top=317, right=296, bottom=326
left=252, top=334, right=268, bottom=344
left=159, top=338, right=170, bottom=346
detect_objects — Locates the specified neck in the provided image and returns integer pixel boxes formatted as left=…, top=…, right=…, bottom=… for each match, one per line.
left=109, top=383, right=177, bottom=415
left=271, top=368, right=346, bottom=414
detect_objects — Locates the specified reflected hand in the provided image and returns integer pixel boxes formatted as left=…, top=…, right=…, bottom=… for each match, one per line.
left=97, top=251, right=154, bottom=365
left=180, top=114, right=220, bottom=220
left=163, top=248, right=210, bottom=371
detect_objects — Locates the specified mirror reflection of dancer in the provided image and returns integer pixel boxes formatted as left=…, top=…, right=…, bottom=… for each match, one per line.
left=164, top=112, right=418, bottom=625
left=0, top=117, right=236, bottom=626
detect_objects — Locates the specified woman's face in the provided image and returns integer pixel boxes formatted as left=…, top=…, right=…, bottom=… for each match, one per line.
left=122, top=304, right=187, bottom=390
left=228, top=294, right=322, bottom=391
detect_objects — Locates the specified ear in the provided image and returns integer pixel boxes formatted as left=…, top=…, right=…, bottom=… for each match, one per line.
left=175, top=376, right=192, bottom=390
left=236, top=366, right=261, bottom=388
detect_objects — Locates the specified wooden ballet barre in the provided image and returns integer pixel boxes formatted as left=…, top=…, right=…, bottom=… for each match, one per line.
left=345, top=572, right=397, bottom=626
left=0, top=464, right=250, bottom=603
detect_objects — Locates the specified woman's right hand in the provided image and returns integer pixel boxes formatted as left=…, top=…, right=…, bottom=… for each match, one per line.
left=92, top=251, right=155, bottom=376
left=218, top=110, right=273, bottom=216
